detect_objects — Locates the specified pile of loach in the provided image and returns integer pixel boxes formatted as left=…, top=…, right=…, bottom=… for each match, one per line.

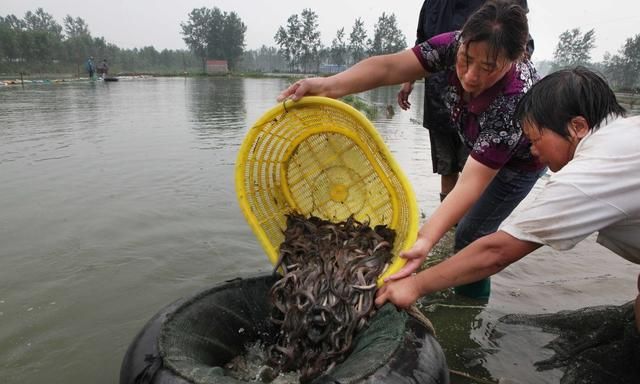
left=267, top=213, right=395, bottom=383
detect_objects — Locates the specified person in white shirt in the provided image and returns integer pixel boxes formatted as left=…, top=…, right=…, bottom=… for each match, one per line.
left=376, top=66, right=640, bottom=329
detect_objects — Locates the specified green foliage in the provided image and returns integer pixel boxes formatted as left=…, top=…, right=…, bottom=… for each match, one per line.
left=552, top=28, right=596, bottom=70
left=24, top=8, right=62, bottom=37
left=180, top=7, right=211, bottom=71
left=180, top=6, right=246, bottom=72
left=274, top=14, right=300, bottom=72
left=330, top=28, right=347, bottom=66
left=299, top=9, right=321, bottom=73
left=63, top=15, right=88, bottom=38
left=206, top=8, right=225, bottom=61
left=274, top=10, right=406, bottom=72
left=11, top=8, right=63, bottom=66
left=0, top=9, right=200, bottom=75
left=238, top=45, right=288, bottom=73
left=348, top=18, right=368, bottom=65
left=368, top=13, right=406, bottom=56
left=0, top=17, right=19, bottom=61
left=340, top=95, right=378, bottom=120
left=222, top=12, right=247, bottom=70
left=274, top=9, right=322, bottom=73
left=603, top=34, right=640, bottom=90
left=548, top=27, right=640, bottom=91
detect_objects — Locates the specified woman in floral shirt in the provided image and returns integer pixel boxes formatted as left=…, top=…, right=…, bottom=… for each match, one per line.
left=277, top=0, right=545, bottom=299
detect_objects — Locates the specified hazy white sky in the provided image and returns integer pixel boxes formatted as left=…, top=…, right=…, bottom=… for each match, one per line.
left=4, top=0, right=640, bottom=61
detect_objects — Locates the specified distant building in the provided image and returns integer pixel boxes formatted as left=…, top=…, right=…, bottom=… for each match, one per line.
left=206, top=60, right=228, bottom=74
left=319, top=64, right=348, bottom=74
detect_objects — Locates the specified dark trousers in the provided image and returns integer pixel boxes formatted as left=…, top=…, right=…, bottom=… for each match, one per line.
left=453, top=166, right=546, bottom=298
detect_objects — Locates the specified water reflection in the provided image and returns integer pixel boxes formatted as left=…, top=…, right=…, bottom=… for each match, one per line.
left=187, top=77, right=246, bottom=133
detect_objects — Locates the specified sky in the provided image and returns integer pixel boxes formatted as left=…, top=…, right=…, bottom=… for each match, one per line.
left=3, top=0, right=640, bottom=62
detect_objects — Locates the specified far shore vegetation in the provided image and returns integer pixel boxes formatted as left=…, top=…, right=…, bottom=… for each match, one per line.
left=1, top=7, right=639, bottom=93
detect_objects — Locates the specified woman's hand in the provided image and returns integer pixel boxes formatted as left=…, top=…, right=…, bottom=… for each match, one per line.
left=397, top=82, right=414, bottom=110
left=375, top=274, right=422, bottom=309
left=384, top=236, right=431, bottom=282
left=277, top=77, right=330, bottom=102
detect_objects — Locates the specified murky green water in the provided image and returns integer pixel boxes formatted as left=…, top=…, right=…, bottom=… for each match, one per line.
left=0, top=78, right=637, bottom=384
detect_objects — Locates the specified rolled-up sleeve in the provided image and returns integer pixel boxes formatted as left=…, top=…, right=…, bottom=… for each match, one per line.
left=412, top=31, right=458, bottom=73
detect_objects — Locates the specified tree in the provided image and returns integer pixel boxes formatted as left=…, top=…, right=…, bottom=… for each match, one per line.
left=368, top=13, right=406, bottom=56
left=330, top=27, right=347, bottom=66
left=221, top=11, right=246, bottom=71
left=603, top=34, right=640, bottom=90
left=299, top=9, right=321, bottom=72
left=181, top=7, right=246, bottom=73
left=22, top=8, right=63, bottom=66
left=552, top=28, right=596, bottom=70
left=139, top=46, right=159, bottom=69
left=275, top=9, right=322, bottom=72
left=63, top=15, right=89, bottom=38
left=0, top=16, right=20, bottom=63
left=275, top=14, right=302, bottom=72
left=348, top=18, right=368, bottom=65
left=238, top=45, right=288, bottom=73
left=24, top=8, right=62, bottom=37
left=205, top=8, right=225, bottom=61
left=62, top=15, right=92, bottom=75
left=1, top=8, right=201, bottom=75
left=181, top=7, right=213, bottom=72
left=0, top=14, right=26, bottom=65
left=2, top=14, right=25, bottom=30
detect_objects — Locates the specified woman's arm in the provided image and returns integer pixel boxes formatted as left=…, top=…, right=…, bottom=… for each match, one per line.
left=387, top=157, right=500, bottom=281
left=420, top=157, right=500, bottom=249
left=277, top=49, right=428, bottom=101
left=375, top=230, right=542, bottom=308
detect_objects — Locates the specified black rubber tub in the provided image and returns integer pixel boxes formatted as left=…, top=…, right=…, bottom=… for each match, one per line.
left=119, top=274, right=449, bottom=384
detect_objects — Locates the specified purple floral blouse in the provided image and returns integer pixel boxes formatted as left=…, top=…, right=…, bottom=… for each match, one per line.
left=412, top=31, right=543, bottom=171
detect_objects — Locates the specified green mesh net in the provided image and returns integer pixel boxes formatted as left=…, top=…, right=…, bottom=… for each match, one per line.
left=501, top=301, right=640, bottom=384
left=157, top=275, right=440, bottom=384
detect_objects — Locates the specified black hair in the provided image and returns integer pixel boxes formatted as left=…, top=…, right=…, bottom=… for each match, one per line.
left=461, top=0, right=529, bottom=61
left=515, top=66, right=626, bottom=139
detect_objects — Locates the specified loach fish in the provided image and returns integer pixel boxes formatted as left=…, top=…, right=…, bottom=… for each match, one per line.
left=267, top=213, right=395, bottom=383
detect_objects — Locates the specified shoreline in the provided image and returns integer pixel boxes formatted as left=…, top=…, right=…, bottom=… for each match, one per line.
left=0, top=71, right=309, bottom=86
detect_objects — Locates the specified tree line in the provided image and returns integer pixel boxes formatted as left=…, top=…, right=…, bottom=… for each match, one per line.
left=241, top=10, right=640, bottom=90
left=0, top=7, right=407, bottom=77
left=251, top=9, right=406, bottom=73
left=1, top=6, right=639, bottom=91
left=181, top=7, right=407, bottom=74
left=549, top=28, right=640, bottom=91
left=0, top=8, right=201, bottom=75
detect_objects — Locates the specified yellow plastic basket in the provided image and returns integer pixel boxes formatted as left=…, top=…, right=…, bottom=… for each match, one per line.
left=235, top=96, right=418, bottom=285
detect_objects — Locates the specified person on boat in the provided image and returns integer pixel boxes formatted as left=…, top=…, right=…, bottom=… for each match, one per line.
left=100, top=59, right=109, bottom=79
left=277, top=0, right=544, bottom=299
left=375, top=67, right=640, bottom=330
left=85, top=56, right=95, bottom=80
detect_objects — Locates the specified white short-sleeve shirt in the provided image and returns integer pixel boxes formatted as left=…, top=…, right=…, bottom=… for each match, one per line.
left=501, top=116, right=640, bottom=264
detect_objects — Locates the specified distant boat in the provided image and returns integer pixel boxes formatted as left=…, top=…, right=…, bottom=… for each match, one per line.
left=103, top=77, right=119, bottom=82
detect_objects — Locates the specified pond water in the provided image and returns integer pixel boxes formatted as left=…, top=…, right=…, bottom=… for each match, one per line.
left=0, top=77, right=637, bottom=384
